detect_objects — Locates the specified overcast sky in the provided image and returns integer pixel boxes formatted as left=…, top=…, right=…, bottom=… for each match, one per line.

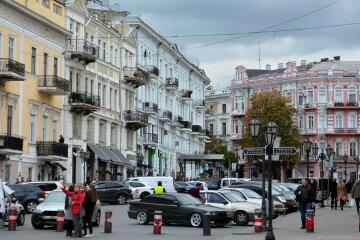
left=111, top=0, right=360, bottom=89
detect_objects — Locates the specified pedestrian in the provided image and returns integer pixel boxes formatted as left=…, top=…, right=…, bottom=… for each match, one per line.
left=83, top=184, right=97, bottom=238
left=64, top=185, right=74, bottom=237
left=330, top=178, right=338, bottom=209
left=59, top=135, right=65, bottom=144
left=188, top=183, right=202, bottom=199
left=153, top=181, right=166, bottom=194
left=61, top=183, right=85, bottom=238
left=294, top=178, right=312, bottom=229
left=351, top=178, right=360, bottom=215
left=337, top=179, right=348, bottom=210
left=309, top=179, right=317, bottom=208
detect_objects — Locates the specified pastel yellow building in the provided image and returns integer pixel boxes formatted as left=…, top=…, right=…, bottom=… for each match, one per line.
left=0, top=0, right=70, bottom=185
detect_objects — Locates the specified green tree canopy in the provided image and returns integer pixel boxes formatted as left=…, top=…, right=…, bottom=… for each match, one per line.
left=205, top=136, right=238, bottom=165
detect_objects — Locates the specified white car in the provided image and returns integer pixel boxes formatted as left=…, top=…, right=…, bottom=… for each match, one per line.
left=128, top=176, right=176, bottom=193
left=126, top=181, right=152, bottom=199
left=200, top=190, right=261, bottom=226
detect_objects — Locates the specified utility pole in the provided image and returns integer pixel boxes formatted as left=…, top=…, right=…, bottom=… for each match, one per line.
left=257, top=41, right=261, bottom=70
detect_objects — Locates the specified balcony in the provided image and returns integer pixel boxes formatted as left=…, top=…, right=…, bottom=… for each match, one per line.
left=143, top=102, right=158, bottom=115
left=181, top=89, right=193, bottom=99
left=194, top=100, right=205, bottom=108
left=300, top=129, right=317, bottom=135
left=327, top=102, right=360, bottom=110
left=334, top=128, right=358, bottom=134
left=180, top=121, right=192, bottom=132
left=159, top=110, right=172, bottom=122
left=230, top=133, right=242, bottom=140
left=38, top=75, right=71, bottom=95
left=36, top=142, right=68, bottom=161
left=123, top=110, right=148, bottom=130
left=303, top=103, right=316, bottom=110
left=0, top=58, right=25, bottom=81
left=123, top=66, right=150, bottom=88
left=171, top=116, right=183, bottom=126
left=230, top=109, right=245, bottom=117
left=165, top=77, right=179, bottom=91
left=0, top=134, right=23, bottom=155
left=69, top=91, right=100, bottom=115
left=205, top=109, right=213, bottom=116
left=191, top=125, right=202, bottom=135
left=144, top=65, right=159, bottom=78
left=68, top=39, right=99, bottom=65
left=143, top=133, right=158, bottom=146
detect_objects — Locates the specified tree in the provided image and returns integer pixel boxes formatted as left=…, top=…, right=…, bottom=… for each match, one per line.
left=239, top=90, right=301, bottom=178
left=205, top=136, right=238, bottom=165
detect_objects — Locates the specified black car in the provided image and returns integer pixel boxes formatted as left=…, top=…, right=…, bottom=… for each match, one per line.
left=92, top=181, right=132, bottom=205
left=128, top=193, right=232, bottom=227
left=230, top=183, right=298, bottom=213
left=8, top=184, right=42, bottom=213
left=201, top=178, right=221, bottom=190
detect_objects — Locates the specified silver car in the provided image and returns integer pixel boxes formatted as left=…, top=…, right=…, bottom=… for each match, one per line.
left=31, top=190, right=101, bottom=229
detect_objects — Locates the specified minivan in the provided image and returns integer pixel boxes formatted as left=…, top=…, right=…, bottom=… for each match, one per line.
left=128, top=176, right=176, bottom=193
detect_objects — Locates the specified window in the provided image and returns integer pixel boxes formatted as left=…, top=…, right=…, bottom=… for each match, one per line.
left=114, top=90, right=118, bottom=110
left=28, top=167, right=33, bottom=182
left=235, top=124, right=239, bottom=133
left=298, top=116, right=304, bottom=129
left=234, top=99, right=239, bottom=109
left=110, top=46, right=113, bottom=64
left=76, top=73, right=80, bottom=92
left=53, top=3, right=62, bottom=15
left=0, top=32, right=2, bottom=57
left=111, top=126, right=117, bottom=146
left=222, top=122, right=226, bottom=135
left=31, top=47, right=36, bottom=74
left=335, top=114, right=343, bottom=128
left=349, top=112, right=356, bottom=128
left=335, top=142, right=343, bottom=156
left=308, top=115, right=314, bottom=129
left=109, top=88, right=113, bottom=109
left=222, top=104, right=226, bottom=114
left=94, top=183, right=106, bottom=189
left=207, top=193, right=225, bottom=204
left=209, top=124, right=214, bottom=134
left=298, top=94, right=305, bottom=105
left=318, top=114, right=326, bottom=129
left=102, top=42, right=106, bottom=61
left=127, top=130, right=133, bottom=149
left=30, top=114, right=36, bottom=143
left=5, top=165, right=11, bottom=183
left=349, top=88, right=357, bottom=103
left=42, top=115, right=48, bottom=141
left=114, top=49, right=118, bottom=66
left=319, top=141, right=327, bottom=154
left=90, top=80, right=94, bottom=94
left=308, top=90, right=314, bottom=104
left=42, top=0, right=50, bottom=8
left=7, top=105, right=13, bottom=136
left=99, top=122, right=106, bottom=143
left=43, top=53, right=48, bottom=76
left=334, top=87, right=343, bottom=103
left=52, top=120, right=57, bottom=141
left=350, top=142, right=357, bottom=156
left=53, top=57, right=58, bottom=76
left=8, top=37, right=15, bottom=60
left=318, top=89, right=327, bottom=103
left=102, top=85, right=106, bottom=107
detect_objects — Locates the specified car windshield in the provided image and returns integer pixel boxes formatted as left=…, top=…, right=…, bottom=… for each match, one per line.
left=176, top=194, right=203, bottom=205
left=241, top=188, right=261, bottom=199
left=278, top=184, right=291, bottom=192
left=222, top=191, right=246, bottom=202
left=44, top=191, right=65, bottom=203
left=175, top=182, right=188, bottom=187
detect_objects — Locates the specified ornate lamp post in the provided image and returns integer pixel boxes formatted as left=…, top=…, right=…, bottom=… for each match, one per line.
left=343, top=154, right=348, bottom=181
left=265, top=122, right=277, bottom=240
left=354, top=156, right=360, bottom=180
left=325, top=145, right=334, bottom=201
left=318, top=149, right=326, bottom=208
left=303, top=137, right=313, bottom=179
left=80, top=149, right=90, bottom=185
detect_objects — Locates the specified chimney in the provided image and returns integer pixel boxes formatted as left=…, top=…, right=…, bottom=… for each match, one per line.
left=334, top=56, right=341, bottom=61
left=278, top=63, right=284, bottom=69
left=320, top=58, right=329, bottom=62
left=301, top=60, right=307, bottom=66
left=265, top=64, right=271, bottom=70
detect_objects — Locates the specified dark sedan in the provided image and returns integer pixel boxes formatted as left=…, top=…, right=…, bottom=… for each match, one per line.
left=92, top=181, right=132, bottom=205
left=128, top=193, right=232, bottom=227
left=8, top=184, right=43, bottom=213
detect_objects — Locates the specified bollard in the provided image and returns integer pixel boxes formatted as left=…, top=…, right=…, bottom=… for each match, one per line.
left=254, top=213, right=263, bottom=233
left=306, top=209, right=315, bottom=233
left=104, top=211, right=112, bottom=233
left=202, top=212, right=211, bottom=236
left=8, top=206, right=17, bottom=231
left=153, top=211, right=162, bottom=234
left=56, top=210, right=65, bottom=232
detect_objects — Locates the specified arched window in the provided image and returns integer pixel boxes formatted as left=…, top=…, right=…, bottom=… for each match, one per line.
left=349, top=140, right=357, bottom=156
left=334, top=85, right=343, bottom=103
left=348, top=85, right=357, bottom=104
left=318, top=86, right=327, bottom=104
left=335, top=141, right=343, bottom=156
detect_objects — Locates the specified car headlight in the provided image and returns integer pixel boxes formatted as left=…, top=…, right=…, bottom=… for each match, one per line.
left=277, top=197, right=285, bottom=203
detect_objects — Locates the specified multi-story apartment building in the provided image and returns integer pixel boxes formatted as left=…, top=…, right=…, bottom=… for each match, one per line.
left=0, top=0, right=70, bottom=183
left=126, top=17, right=210, bottom=179
left=228, top=58, right=360, bottom=181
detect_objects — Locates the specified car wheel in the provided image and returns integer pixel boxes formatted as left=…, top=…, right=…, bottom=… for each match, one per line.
left=31, top=214, right=44, bottom=229
left=93, top=210, right=101, bottom=226
left=234, top=211, right=250, bottom=226
left=25, top=200, right=38, bottom=213
left=190, top=213, right=202, bottom=228
left=140, top=192, right=150, bottom=199
left=17, top=211, right=25, bottom=226
left=117, top=194, right=127, bottom=205
left=136, top=211, right=149, bottom=225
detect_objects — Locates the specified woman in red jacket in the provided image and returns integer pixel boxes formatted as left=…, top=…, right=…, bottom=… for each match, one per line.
left=61, top=183, right=85, bottom=238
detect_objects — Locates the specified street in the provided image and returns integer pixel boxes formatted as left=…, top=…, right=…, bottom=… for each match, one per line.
left=1, top=204, right=359, bottom=240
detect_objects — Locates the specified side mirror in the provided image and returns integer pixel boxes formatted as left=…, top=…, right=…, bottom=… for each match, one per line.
left=173, top=200, right=181, bottom=207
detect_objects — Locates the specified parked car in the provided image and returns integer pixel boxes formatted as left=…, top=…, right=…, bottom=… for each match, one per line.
left=201, top=178, right=221, bottom=190
left=20, top=181, right=62, bottom=201
left=175, top=181, right=194, bottom=191
left=126, top=181, right=152, bottom=199
left=7, top=184, right=43, bottom=213
left=200, top=190, right=260, bottom=226
left=2, top=191, right=26, bottom=226
left=173, top=182, right=188, bottom=193
left=31, top=190, right=101, bottom=229
left=220, top=178, right=239, bottom=189
left=186, top=181, right=209, bottom=191
left=222, top=188, right=286, bottom=216
left=92, top=181, right=132, bottom=205
left=128, top=176, right=177, bottom=192
left=128, top=193, right=232, bottom=227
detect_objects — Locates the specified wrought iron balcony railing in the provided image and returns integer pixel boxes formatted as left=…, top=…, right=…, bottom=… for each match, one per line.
left=0, top=58, right=25, bottom=80
left=38, top=75, right=71, bottom=93
left=36, top=141, right=68, bottom=158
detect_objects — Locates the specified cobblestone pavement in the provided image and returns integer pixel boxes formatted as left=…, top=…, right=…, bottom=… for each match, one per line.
left=0, top=205, right=358, bottom=240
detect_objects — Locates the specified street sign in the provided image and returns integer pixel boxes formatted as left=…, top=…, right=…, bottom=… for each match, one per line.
left=273, top=147, right=297, bottom=155
left=243, top=147, right=265, bottom=156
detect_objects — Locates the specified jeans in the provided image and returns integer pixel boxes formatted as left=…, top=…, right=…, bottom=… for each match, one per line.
left=331, top=195, right=337, bottom=209
left=340, top=199, right=345, bottom=210
left=83, top=207, right=94, bottom=235
left=66, top=220, right=73, bottom=235
left=73, top=214, right=82, bottom=238
left=299, top=203, right=312, bottom=228
left=355, top=198, right=360, bottom=215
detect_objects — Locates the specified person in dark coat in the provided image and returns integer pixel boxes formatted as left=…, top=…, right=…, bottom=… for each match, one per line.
left=64, top=185, right=74, bottom=237
left=59, top=135, right=65, bottom=144
left=330, top=178, right=338, bottom=209
left=188, top=183, right=202, bottom=199
left=294, top=178, right=312, bottom=229
left=83, top=184, right=97, bottom=237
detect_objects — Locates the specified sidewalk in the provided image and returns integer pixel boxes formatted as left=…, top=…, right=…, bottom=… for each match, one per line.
left=220, top=207, right=359, bottom=240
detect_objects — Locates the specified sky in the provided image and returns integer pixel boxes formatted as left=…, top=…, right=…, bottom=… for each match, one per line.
left=110, top=0, right=360, bottom=89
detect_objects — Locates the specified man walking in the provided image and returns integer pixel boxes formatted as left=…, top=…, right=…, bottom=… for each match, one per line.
left=330, top=178, right=338, bottom=210
left=351, top=178, right=360, bottom=215
left=294, top=178, right=312, bottom=229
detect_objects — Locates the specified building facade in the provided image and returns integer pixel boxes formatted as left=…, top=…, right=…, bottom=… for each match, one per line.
left=228, top=58, right=360, bottom=181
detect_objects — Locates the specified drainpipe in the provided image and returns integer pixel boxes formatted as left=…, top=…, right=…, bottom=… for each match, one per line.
left=189, top=69, right=193, bottom=178
left=156, top=43, right=162, bottom=176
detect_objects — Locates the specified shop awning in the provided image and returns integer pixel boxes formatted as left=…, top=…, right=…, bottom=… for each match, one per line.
left=99, top=146, right=123, bottom=166
left=181, top=154, right=225, bottom=161
left=87, top=144, right=111, bottom=163
left=111, top=149, right=131, bottom=166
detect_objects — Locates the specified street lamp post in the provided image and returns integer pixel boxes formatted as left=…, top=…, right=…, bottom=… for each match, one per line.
left=303, top=137, right=313, bottom=179
left=318, top=150, right=326, bottom=208
left=80, top=149, right=90, bottom=185
left=343, top=154, right=348, bottom=181
left=326, top=145, right=334, bottom=203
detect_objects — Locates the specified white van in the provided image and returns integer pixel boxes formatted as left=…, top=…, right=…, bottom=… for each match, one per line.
left=128, top=176, right=176, bottom=193
left=220, top=178, right=239, bottom=189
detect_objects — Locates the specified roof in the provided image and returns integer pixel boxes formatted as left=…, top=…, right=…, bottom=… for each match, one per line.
left=246, top=68, right=285, bottom=78
left=310, top=61, right=360, bottom=72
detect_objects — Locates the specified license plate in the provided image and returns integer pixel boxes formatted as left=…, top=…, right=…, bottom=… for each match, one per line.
left=42, top=216, right=57, bottom=220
